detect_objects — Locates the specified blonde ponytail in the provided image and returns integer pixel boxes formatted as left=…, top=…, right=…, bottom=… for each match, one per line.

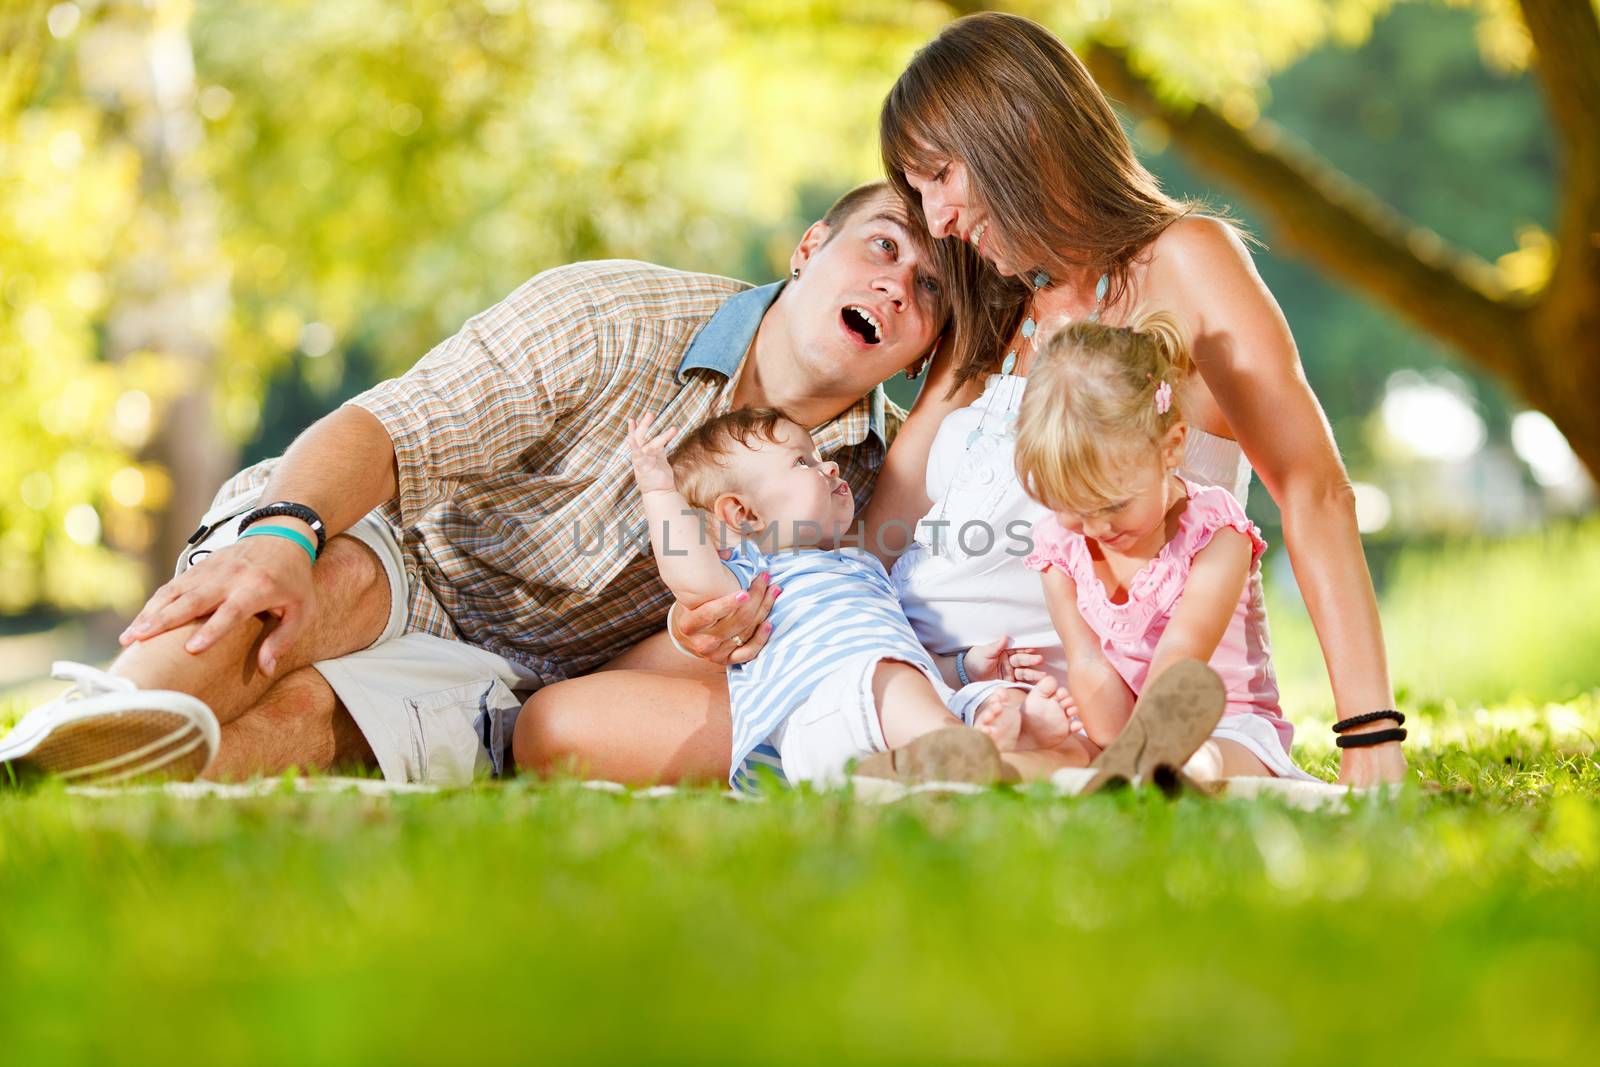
left=1013, top=309, right=1193, bottom=513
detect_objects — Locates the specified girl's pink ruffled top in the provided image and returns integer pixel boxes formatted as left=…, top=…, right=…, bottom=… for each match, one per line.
left=1023, top=477, right=1293, bottom=754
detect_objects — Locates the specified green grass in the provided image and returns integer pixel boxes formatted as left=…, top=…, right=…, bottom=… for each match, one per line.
left=1269, top=515, right=1600, bottom=714
left=3, top=525, right=1599, bottom=1065
left=1, top=709, right=1598, bottom=1067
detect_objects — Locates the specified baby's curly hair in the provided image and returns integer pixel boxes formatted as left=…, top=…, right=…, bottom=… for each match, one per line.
left=668, top=406, right=799, bottom=510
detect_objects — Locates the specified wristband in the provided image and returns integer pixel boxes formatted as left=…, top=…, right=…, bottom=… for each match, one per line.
left=955, top=647, right=972, bottom=686
left=1335, top=727, right=1406, bottom=749
left=665, top=603, right=698, bottom=660
left=1332, top=709, right=1406, bottom=734
left=239, top=501, right=327, bottom=555
left=238, top=524, right=317, bottom=564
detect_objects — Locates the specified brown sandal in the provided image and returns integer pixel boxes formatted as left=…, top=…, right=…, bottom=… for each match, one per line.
left=854, top=726, right=1004, bottom=786
left=1081, top=659, right=1226, bottom=797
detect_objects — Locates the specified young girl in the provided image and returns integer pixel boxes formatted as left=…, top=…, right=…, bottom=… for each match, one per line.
left=1013, top=314, right=1319, bottom=783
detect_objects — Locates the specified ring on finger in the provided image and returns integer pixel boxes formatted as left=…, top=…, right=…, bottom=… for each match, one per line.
left=730, top=634, right=745, bottom=647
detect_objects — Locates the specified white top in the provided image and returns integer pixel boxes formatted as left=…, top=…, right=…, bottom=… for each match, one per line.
left=890, top=373, right=1254, bottom=680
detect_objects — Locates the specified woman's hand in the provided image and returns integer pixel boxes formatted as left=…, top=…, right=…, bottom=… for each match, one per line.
left=1336, top=724, right=1409, bottom=787
left=668, top=572, right=780, bottom=667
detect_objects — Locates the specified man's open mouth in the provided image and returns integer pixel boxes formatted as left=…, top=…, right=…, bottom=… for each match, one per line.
left=841, top=305, right=882, bottom=345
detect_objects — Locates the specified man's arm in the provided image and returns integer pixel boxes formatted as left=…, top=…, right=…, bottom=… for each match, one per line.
left=120, top=405, right=399, bottom=675
left=121, top=264, right=604, bottom=675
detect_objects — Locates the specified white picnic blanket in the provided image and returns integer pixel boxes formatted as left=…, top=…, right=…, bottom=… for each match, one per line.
left=66, top=771, right=1369, bottom=811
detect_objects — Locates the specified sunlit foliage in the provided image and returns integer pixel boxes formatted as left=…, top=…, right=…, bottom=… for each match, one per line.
left=0, top=0, right=1550, bottom=612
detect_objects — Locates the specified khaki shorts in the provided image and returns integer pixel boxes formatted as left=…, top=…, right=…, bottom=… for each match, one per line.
left=179, top=489, right=540, bottom=785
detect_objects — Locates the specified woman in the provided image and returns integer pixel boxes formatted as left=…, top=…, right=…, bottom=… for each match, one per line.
left=869, top=12, right=1405, bottom=786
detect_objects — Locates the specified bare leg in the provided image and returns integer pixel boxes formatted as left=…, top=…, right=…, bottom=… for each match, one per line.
left=513, top=668, right=731, bottom=784
left=206, top=666, right=377, bottom=780
left=873, top=660, right=980, bottom=747
left=1182, top=738, right=1276, bottom=783
left=110, top=536, right=391, bottom=726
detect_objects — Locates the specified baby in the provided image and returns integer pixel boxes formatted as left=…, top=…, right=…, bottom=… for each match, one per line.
left=627, top=406, right=1074, bottom=788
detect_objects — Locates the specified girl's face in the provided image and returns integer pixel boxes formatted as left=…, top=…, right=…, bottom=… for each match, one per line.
left=1052, top=427, right=1188, bottom=554
left=903, top=158, right=1019, bottom=277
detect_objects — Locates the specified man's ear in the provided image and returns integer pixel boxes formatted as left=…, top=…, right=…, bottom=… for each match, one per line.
left=789, top=220, right=831, bottom=276
left=713, top=492, right=762, bottom=536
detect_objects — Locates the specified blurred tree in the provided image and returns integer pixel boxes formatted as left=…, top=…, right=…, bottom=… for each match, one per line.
left=0, top=0, right=1577, bottom=616
left=1027, top=0, right=1599, bottom=478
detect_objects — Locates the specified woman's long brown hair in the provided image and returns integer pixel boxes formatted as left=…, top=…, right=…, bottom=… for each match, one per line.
left=881, top=12, right=1195, bottom=395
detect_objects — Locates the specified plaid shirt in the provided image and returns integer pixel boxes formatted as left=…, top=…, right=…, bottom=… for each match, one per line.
left=217, top=260, right=900, bottom=685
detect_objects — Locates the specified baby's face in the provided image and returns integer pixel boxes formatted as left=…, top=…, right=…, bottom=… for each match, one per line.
left=726, top=420, right=856, bottom=549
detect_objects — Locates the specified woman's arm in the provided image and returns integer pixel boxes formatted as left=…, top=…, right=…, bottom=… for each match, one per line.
left=1041, top=566, right=1133, bottom=746
left=1150, top=218, right=1405, bottom=786
left=860, top=339, right=983, bottom=567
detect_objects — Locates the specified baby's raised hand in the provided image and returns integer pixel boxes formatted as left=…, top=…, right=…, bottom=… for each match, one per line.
left=626, top=413, right=679, bottom=496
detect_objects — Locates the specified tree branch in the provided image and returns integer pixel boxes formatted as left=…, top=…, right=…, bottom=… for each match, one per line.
left=1083, top=44, right=1533, bottom=383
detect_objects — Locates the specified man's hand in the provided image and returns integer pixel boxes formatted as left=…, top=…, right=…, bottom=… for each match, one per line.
left=1337, top=730, right=1409, bottom=788
left=669, top=573, right=780, bottom=667
left=118, top=531, right=317, bottom=677
left=626, top=413, right=678, bottom=496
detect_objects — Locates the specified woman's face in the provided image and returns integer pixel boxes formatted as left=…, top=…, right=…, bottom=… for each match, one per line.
left=904, top=159, right=1017, bottom=277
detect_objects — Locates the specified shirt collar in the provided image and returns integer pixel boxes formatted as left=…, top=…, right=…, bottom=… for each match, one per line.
left=676, top=279, right=887, bottom=448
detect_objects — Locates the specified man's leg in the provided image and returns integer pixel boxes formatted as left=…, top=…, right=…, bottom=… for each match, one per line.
left=514, top=629, right=731, bottom=784
left=111, top=535, right=392, bottom=727
left=514, top=669, right=731, bottom=784
left=206, top=666, right=377, bottom=780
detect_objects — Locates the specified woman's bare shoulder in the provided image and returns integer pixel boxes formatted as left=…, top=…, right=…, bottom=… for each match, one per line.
left=1150, top=215, right=1255, bottom=273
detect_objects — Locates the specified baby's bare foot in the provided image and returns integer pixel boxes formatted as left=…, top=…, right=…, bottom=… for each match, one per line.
left=1016, top=676, right=1074, bottom=751
left=973, top=690, right=1023, bottom=752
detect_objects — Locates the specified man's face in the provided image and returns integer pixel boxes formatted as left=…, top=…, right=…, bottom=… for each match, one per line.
left=782, top=195, right=945, bottom=395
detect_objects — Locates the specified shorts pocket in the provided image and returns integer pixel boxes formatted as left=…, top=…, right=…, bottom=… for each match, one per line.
left=405, top=677, right=522, bottom=785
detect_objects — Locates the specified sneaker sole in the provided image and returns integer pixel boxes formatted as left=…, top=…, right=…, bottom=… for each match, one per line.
left=6, top=709, right=214, bottom=785
left=1083, top=660, right=1226, bottom=796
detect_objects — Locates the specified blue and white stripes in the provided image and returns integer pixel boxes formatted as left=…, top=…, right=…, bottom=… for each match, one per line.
left=721, top=539, right=939, bottom=787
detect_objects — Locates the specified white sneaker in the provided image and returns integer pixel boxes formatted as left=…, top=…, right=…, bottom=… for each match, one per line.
left=0, top=662, right=219, bottom=786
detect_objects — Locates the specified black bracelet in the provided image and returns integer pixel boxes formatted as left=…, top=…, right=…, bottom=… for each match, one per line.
left=1335, top=727, right=1406, bottom=749
left=238, top=501, right=328, bottom=555
left=1332, top=709, right=1405, bottom=734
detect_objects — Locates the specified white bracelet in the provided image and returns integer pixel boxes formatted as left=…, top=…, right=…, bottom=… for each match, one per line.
left=665, top=602, right=699, bottom=660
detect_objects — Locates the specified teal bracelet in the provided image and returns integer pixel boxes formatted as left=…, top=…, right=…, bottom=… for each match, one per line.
left=238, top=524, right=317, bottom=563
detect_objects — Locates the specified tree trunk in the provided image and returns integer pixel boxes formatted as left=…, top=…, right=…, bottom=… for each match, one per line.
left=84, top=0, right=234, bottom=586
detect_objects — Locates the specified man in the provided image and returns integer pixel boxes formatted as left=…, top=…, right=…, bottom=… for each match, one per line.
left=0, top=181, right=947, bottom=786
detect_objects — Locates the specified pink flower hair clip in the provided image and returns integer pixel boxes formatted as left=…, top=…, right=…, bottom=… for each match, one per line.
left=1153, top=379, right=1174, bottom=415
